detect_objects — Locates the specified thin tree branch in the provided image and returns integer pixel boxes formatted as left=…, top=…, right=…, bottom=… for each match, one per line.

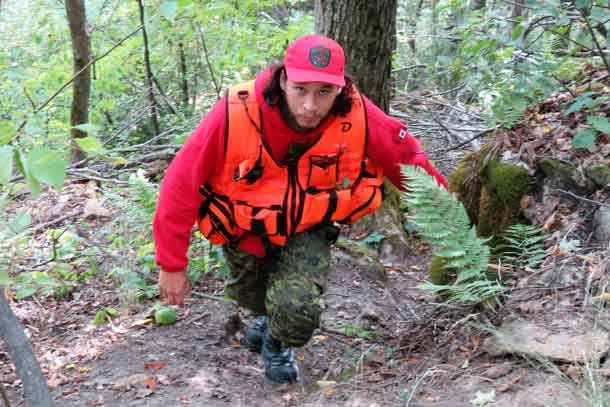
left=555, top=189, right=610, bottom=208
left=193, top=22, right=221, bottom=99
left=580, top=10, right=610, bottom=76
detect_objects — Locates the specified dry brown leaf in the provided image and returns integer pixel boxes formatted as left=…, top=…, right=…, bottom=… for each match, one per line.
left=143, top=377, right=157, bottom=391
left=144, top=361, right=167, bottom=370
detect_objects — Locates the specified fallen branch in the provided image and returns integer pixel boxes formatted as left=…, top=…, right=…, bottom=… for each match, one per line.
left=0, top=291, right=54, bottom=407
left=0, top=381, right=10, bottom=407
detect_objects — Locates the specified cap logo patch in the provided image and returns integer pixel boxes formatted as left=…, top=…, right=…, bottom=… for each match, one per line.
left=309, top=46, right=330, bottom=68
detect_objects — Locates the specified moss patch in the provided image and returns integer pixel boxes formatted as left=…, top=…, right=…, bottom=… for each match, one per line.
left=585, top=165, right=610, bottom=188
left=428, top=256, right=455, bottom=286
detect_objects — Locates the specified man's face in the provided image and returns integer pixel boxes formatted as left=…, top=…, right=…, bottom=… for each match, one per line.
left=280, top=76, right=342, bottom=131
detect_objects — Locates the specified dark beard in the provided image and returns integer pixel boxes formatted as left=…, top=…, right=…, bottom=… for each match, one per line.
left=280, top=103, right=318, bottom=133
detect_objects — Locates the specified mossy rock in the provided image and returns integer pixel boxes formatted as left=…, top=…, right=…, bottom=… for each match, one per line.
left=539, top=158, right=595, bottom=193
left=477, top=160, right=533, bottom=236
left=449, top=153, right=482, bottom=224
left=585, top=165, right=610, bottom=189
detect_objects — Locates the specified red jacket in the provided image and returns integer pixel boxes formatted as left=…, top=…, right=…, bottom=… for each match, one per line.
left=154, top=68, right=448, bottom=272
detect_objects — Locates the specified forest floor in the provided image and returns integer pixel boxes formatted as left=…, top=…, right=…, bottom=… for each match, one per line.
left=1, top=209, right=606, bottom=407
left=3, top=77, right=610, bottom=406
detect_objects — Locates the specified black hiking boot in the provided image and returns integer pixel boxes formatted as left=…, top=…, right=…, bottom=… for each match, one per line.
left=261, top=331, right=298, bottom=384
left=244, top=315, right=267, bottom=353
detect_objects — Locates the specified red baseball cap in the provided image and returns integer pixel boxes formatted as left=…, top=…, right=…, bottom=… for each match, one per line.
left=283, top=34, right=346, bottom=87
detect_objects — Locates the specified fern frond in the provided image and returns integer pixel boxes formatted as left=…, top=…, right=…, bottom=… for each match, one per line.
left=401, top=165, right=502, bottom=304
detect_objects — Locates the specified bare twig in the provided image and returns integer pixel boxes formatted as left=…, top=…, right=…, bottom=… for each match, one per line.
left=434, top=127, right=496, bottom=153
left=555, top=189, right=610, bottom=208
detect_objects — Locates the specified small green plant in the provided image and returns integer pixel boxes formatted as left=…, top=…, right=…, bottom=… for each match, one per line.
left=92, top=307, right=119, bottom=326
left=401, top=165, right=504, bottom=303
left=339, top=323, right=377, bottom=340
left=493, top=224, right=548, bottom=271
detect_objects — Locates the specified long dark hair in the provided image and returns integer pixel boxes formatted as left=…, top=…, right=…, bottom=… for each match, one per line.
left=263, top=65, right=355, bottom=117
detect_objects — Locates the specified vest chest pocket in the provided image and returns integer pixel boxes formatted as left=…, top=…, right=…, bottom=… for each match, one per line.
left=233, top=203, right=286, bottom=238
left=307, top=154, right=340, bottom=190
left=298, top=188, right=352, bottom=231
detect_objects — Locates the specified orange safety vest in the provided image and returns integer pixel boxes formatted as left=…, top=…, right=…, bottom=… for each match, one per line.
left=197, top=80, right=384, bottom=248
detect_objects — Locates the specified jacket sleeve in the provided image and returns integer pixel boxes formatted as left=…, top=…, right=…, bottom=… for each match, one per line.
left=363, top=96, right=448, bottom=190
left=153, top=97, right=227, bottom=272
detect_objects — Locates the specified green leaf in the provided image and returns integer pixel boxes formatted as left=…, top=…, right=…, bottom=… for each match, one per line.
left=9, top=209, right=31, bottom=234
left=15, top=287, right=37, bottom=300
left=0, top=270, right=13, bottom=286
left=511, top=23, right=523, bottom=41
left=93, top=310, right=107, bottom=326
left=0, top=145, right=13, bottom=185
left=14, top=149, right=41, bottom=198
left=572, top=128, right=598, bottom=149
left=75, top=136, right=106, bottom=155
left=72, top=123, right=100, bottom=135
left=160, top=0, right=178, bottom=22
left=587, top=115, right=610, bottom=135
left=27, top=147, right=66, bottom=190
left=575, top=0, right=592, bottom=9
left=0, top=121, right=15, bottom=145
left=104, top=307, right=119, bottom=319
left=565, top=96, right=593, bottom=115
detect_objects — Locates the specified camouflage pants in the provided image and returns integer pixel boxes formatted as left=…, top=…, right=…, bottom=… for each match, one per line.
left=223, top=224, right=339, bottom=347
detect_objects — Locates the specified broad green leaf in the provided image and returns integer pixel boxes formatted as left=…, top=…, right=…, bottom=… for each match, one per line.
left=564, top=96, right=593, bottom=115
left=9, top=209, right=31, bottom=234
left=14, top=149, right=41, bottom=198
left=75, top=136, right=106, bottom=155
left=146, top=13, right=161, bottom=36
left=0, top=270, right=13, bottom=286
left=572, top=128, right=598, bottom=149
left=575, top=0, right=592, bottom=9
left=27, top=148, right=66, bottom=191
left=15, top=287, right=37, bottom=300
left=72, top=123, right=100, bottom=135
left=590, top=6, right=607, bottom=23
left=160, top=0, right=178, bottom=22
left=0, top=146, right=13, bottom=185
left=587, top=115, right=610, bottom=135
left=0, top=121, right=14, bottom=145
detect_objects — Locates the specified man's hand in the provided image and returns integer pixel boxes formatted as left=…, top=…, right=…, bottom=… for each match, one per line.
left=159, top=270, right=191, bottom=306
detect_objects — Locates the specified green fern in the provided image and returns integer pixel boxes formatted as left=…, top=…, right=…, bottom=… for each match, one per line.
left=401, top=165, right=504, bottom=303
left=493, top=224, right=548, bottom=270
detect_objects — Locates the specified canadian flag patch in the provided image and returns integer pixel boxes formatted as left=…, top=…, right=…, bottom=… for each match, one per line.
left=398, top=128, right=408, bottom=139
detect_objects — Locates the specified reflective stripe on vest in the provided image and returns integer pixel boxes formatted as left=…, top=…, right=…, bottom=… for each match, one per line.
left=197, top=80, right=384, bottom=247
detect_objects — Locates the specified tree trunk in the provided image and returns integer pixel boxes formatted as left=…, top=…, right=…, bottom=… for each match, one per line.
left=314, top=0, right=396, bottom=113
left=470, top=0, right=486, bottom=10
left=65, top=0, right=91, bottom=164
left=509, top=0, right=524, bottom=34
left=315, top=0, right=413, bottom=270
left=137, top=0, right=160, bottom=139
left=406, top=0, right=425, bottom=54
left=0, top=291, right=54, bottom=406
left=178, top=42, right=189, bottom=107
